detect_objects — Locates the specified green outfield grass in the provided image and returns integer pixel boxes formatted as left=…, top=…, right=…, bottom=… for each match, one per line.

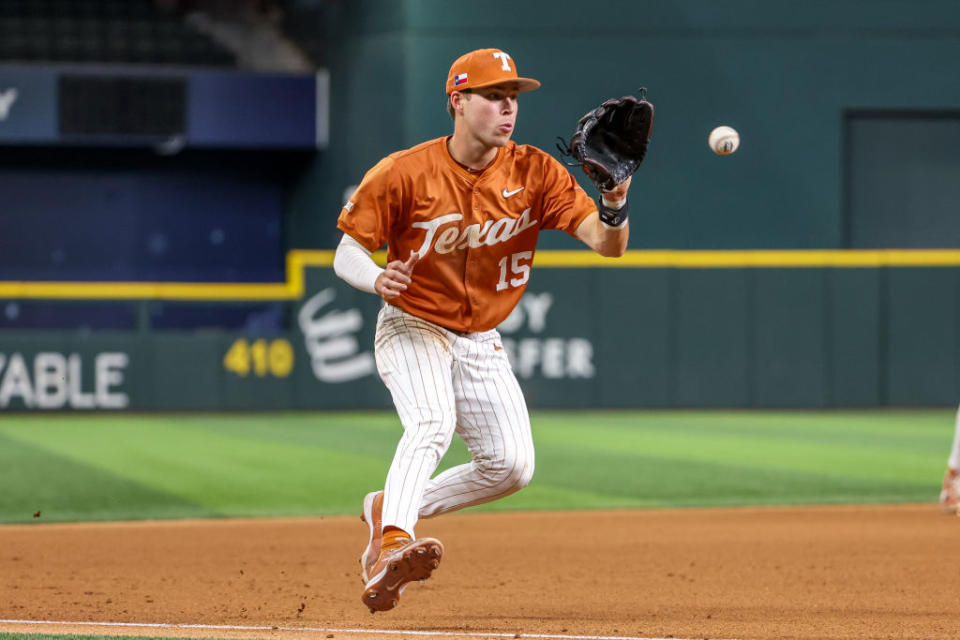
left=0, top=410, right=953, bottom=524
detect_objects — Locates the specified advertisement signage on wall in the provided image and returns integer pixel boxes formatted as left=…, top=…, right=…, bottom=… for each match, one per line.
left=3, top=261, right=959, bottom=410
left=0, top=270, right=600, bottom=411
left=0, top=351, right=128, bottom=409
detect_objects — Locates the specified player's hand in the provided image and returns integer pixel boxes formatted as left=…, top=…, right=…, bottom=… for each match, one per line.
left=375, top=251, right=420, bottom=299
left=601, top=175, right=631, bottom=208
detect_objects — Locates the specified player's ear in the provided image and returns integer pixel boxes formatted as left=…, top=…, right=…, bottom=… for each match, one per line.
left=450, top=90, right=471, bottom=112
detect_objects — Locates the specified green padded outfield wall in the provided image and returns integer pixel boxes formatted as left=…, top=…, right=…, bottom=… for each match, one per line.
left=1, top=264, right=958, bottom=410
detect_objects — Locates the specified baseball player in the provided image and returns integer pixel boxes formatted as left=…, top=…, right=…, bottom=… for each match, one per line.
left=940, top=404, right=960, bottom=516
left=333, top=48, right=633, bottom=612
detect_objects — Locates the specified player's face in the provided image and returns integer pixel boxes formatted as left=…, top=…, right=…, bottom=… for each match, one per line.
left=462, top=83, right=520, bottom=147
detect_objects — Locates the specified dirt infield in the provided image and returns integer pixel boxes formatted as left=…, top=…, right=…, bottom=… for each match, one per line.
left=1, top=504, right=958, bottom=640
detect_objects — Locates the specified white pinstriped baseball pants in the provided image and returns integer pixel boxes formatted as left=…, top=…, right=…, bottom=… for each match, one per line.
left=949, top=404, right=960, bottom=470
left=374, top=303, right=535, bottom=537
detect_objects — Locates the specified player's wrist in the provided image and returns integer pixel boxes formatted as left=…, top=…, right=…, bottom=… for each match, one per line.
left=600, top=192, right=626, bottom=208
left=597, top=195, right=628, bottom=227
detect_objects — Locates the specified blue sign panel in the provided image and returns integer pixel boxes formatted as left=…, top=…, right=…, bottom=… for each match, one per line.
left=0, top=67, right=58, bottom=143
left=188, top=71, right=317, bottom=148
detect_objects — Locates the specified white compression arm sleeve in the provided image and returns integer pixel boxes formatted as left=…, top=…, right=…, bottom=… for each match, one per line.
left=333, top=234, right=384, bottom=295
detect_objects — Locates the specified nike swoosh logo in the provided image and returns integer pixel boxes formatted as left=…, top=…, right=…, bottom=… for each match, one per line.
left=502, top=187, right=524, bottom=198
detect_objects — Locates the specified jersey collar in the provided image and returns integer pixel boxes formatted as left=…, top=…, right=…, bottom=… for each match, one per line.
left=443, top=136, right=507, bottom=183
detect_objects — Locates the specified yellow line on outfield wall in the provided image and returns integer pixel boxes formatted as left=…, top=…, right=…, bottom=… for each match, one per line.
left=532, top=249, right=960, bottom=267
left=1, top=249, right=959, bottom=300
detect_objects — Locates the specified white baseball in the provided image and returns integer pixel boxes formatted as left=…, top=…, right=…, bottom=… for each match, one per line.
left=709, top=126, right=740, bottom=155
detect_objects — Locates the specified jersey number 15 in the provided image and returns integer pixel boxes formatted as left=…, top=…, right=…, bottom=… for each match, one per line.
left=496, top=251, right=533, bottom=291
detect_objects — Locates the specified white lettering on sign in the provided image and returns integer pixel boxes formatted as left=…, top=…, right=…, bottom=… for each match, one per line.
left=0, top=88, right=18, bottom=121
left=0, top=353, right=32, bottom=407
left=96, top=353, right=130, bottom=408
left=68, top=354, right=95, bottom=409
left=0, top=352, right=130, bottom=409
left=499, top=292, right=554, bottom=333
left=501, top=337, right=595, bottom=379
left=298, top=288, right=375, bottom=383
left=34, top=352, right=67, bottom=409
left=497, top=292, right=595, bottom=379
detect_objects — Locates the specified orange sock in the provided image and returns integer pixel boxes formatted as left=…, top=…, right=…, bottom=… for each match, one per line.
left=381, top=526, right=412, bottom=554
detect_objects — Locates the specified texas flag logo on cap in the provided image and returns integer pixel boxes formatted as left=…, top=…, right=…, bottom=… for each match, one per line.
left=453, top=73, right=468, bottom=86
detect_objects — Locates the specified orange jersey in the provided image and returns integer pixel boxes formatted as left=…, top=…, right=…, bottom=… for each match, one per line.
left=337, top=137, right=596, bottom=332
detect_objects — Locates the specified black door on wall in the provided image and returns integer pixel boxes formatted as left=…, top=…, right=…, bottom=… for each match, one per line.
left=845, top=111, right=960, bottom=249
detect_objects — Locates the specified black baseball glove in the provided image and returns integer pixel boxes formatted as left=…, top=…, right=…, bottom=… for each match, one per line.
left=557, top=91, right=655, bottom=192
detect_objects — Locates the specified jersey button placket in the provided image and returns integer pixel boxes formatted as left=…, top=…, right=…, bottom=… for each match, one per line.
left=465, top=186, right=482, bottom=325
